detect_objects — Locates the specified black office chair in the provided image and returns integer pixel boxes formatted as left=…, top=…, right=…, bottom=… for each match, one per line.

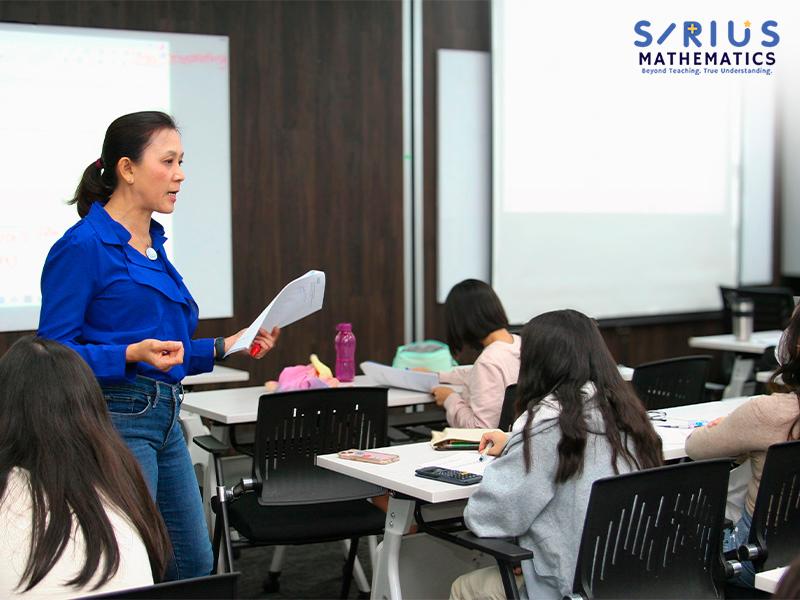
left=719, top=286, right=795, bottom=332
left=84, top=572, right=240, bottom=599
left=566, top=459, right=731, bottom=599
left=737, top=440, right=800, bottom=573
left=498, top=384, right=518, bottom=432
left=631, top=355, right=712, bottom=410
left=195, top=387, right=389, bottom=599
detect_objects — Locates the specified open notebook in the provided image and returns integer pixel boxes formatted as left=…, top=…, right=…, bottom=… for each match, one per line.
left=430, top=427, right=502, bottom=450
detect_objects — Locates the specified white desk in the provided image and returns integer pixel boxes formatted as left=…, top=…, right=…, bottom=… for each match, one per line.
left=181, top=365, right=250, bottom=387
left=687, top=330, right=782, bottom=354
left=317, top=395, right=751, bottom=600
left=688, top=330, right=782, bottom=398
left=754, top=566, right=788, bottom=594
left=181, top=375, right=434, bottom=424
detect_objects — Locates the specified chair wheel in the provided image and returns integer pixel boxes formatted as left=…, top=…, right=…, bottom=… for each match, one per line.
left=262, top=571, right=281, bottom=593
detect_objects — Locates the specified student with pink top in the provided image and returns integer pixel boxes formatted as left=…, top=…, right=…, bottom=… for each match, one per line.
left=432, top=280, right=521, bottom=429
left=685, top=304, right=800, bottom=589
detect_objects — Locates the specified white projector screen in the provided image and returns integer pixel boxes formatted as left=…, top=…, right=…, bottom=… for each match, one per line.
left=0, top=22, right=233, bottom=332
left=491, top=1, right=782, bottom=323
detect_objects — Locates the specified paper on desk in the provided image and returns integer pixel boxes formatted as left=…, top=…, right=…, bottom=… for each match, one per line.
left=225, top=270, right=326, bottom=357
left=419, top=451, right=494, bottom=475
left=360, top=361, right=439, bottom=392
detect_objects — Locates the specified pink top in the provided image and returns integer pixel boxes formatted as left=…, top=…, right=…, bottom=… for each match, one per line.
left=438, top=334, right=522, bottom=428
left=685, top=392, right=799, bottom=515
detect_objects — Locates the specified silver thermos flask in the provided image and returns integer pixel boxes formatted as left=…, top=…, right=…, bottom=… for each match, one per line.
left=732, top=298, right=754, bottom=341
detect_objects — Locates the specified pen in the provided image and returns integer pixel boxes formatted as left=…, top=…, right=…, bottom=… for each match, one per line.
left=249, top=343, right=262, bottom=358
left=479, top=440, right=494, bottom=461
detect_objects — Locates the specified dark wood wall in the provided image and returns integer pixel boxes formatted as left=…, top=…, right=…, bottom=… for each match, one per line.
left=420, top=0, right=727, bottom=372
left=0, top=1, right=405, bottom=386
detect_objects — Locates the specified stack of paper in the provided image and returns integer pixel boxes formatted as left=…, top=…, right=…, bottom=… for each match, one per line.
left=360, top=361, right=439, bottom=392
left=226, top=270, right=326, bottom=357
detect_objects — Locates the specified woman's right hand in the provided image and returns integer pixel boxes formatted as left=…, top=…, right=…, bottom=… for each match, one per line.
left=479, top=430, right=509, bottom=456
left=125, top=339, right=184, bottom=371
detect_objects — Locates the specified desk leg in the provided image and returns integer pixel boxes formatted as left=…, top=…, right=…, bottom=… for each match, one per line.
left=371, top=495, right=415, bottom=600
left=724, top=356, right=755, bottom=398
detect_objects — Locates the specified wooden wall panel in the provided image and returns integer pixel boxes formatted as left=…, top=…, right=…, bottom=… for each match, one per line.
left=0, top=1, right=404, bottom=387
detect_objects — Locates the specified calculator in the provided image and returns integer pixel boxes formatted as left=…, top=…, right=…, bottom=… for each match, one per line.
left=414, top=466, right=483, bottom=486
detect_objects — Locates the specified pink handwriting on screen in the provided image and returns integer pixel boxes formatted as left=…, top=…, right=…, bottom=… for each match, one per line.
left=171, top=53, right=228, bottom=69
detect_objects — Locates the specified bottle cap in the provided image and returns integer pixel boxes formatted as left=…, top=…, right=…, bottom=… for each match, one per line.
left=336, top=322, right=352, bottom=332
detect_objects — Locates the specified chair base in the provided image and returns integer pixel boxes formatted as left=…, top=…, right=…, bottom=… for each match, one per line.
left=262, top=571, right=281, bottom=593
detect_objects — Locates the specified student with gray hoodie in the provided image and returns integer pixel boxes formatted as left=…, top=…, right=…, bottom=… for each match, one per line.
left=451, top=310, right=663, bottom=600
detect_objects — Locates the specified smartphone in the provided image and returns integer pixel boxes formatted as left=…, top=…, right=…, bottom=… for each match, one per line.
left=337, top=449, right=400, bottom=465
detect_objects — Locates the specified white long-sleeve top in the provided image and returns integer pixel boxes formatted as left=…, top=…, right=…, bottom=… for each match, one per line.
left=439, top=334, right=521, bottom=428
left=0, top=468, right=153, bottom=599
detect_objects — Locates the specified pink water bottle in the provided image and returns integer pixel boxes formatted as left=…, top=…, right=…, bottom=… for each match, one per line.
left=335, top=323, right=356, bottom=382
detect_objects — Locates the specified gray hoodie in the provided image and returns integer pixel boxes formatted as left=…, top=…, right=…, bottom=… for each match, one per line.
left=463, top=385, right=640, bottom=599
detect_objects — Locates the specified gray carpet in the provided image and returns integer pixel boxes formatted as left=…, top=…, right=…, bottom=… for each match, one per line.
left=233, top=540, right=376, bottom=599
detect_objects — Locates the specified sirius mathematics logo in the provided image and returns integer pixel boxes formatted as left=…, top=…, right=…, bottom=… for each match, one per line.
left=634, top=20, right=779, bottom=76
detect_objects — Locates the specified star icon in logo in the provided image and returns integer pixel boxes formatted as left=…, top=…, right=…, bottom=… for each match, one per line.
left=744, top=20, right=752, bottom=28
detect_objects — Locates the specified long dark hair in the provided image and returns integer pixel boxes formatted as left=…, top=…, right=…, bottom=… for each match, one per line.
left=770, top=303, right=800, bottom=440
left=0, top=336, right=170, bottom=592
left=515, top=310, right=662, bottom=482
left=70, top=111, right=178, bottom=218
left=444, top=279, right=510, bottom=354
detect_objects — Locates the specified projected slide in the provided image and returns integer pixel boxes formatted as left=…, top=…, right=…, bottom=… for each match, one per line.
left=0, top=32, right=170, bottom=311
left=492, top=1, right=782, bottom=322
left=0, top=23, right=232, bottom=332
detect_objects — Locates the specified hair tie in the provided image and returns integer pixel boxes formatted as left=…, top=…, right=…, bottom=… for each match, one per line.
left=95, top=158, right=104, bottom=169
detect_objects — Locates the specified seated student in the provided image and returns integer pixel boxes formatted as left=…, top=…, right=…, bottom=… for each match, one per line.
left=432, top=279, right=521, bottom=428
left=450, top=310, right=663, bottom=600
left=685, top=305, right=800, bottom=589
left=0, top=336, right=171, bottom=599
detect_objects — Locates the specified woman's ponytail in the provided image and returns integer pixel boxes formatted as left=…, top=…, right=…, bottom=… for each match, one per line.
left=70, top=159, right=115, bottom=218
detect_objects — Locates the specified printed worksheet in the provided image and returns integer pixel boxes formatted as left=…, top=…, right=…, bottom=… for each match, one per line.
left=226, top=270, right=325, bottom=357
left=360, top=361, right=439, bottom=392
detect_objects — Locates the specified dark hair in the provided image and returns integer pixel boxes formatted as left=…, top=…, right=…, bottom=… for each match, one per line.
left=515, top=310, right=663, bottom=482
left=70, top=111, right=178, bottom=218
left=770, top=303, right=800, bottom=440
left=0, top=336, right=170, bottom=592
left=444, top=279, right=510, bottom=354
left=774, top=555, right=800, bottom=599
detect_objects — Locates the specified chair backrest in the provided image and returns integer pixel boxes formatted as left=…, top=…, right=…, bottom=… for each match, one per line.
left=746, top=439, right=800, bottom=571
left=719, top=286, right=795, bottom=332
left=85, top=572, right=239, bottom=599
left=254, top=387, right=389, bottom=506
left=631, top=356, right=711, bottom=410
left=571, top=459, right=730, bottom=599
left=498, top=384, right=517, bottom=432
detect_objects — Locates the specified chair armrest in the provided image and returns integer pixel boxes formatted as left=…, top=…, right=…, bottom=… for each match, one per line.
left=421, top=526, right=532, bottom=563
left=193, top=434, right=230, bottom=455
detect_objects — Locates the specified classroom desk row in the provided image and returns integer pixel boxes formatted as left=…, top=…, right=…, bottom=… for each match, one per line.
left=316, top=395, right=753, bottom=600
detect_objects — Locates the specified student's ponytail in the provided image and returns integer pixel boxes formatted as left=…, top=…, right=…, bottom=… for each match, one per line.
left=71, top=158, right=115, bottom=218
left=68, top=111, right=178, bottom=218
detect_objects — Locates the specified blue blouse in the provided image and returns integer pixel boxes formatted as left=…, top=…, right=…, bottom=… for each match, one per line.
left=38, top=202, right=214, bottom=384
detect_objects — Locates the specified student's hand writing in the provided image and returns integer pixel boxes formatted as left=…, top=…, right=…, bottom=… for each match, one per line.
left=479, top=431, right=509, bottom=456
left=126, top=339, right=184, bottom=371
left=432, top=386, right=455, bottom=406
left=225, top=327, right=281, bottom=359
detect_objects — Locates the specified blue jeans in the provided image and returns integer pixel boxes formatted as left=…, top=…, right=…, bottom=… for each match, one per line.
left=723, top=509, right=755, bottom=588
left=102, top=376, right=213, bottom=581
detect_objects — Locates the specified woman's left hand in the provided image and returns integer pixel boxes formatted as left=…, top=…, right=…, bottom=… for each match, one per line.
left=432, top=386, right=455, bottom=406
left=225, top=327, right=281, bottom=359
